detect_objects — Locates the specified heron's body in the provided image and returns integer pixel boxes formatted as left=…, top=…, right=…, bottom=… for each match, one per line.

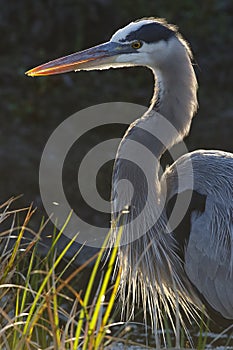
left=26, top=17, right=233, bottom=332
left=165, top=150, right=233, bottom=320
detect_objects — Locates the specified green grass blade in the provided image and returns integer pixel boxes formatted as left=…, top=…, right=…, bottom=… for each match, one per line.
left=73, top=229, right=113, bottom=349
left=94, top=265, right=122, bottom=349
left=23, top=215, right=78, bottom=337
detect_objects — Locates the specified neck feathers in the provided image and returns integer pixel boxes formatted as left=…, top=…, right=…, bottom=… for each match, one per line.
left=151, top=36, right=198, bottom=145
left=112, top=37, right=198, bottom=223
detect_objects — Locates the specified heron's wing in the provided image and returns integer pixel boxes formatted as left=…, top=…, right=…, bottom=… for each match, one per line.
left=184, top=194, right=233, bottom=320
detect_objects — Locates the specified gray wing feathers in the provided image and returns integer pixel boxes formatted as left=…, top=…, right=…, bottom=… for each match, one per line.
left=185, top=195, right=233, bottom=319
left=164, top=150, right=233, bottom=319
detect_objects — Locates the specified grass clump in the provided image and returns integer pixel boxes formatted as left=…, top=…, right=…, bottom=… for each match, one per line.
left=0, top=198, right=120, bottom=350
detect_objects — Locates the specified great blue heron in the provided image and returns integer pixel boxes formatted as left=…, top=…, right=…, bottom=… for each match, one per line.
left=26, top=18, right=233, bottom=334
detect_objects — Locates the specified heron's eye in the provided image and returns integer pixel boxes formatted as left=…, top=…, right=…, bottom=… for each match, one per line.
left=131, top=41, right=142, bottom=49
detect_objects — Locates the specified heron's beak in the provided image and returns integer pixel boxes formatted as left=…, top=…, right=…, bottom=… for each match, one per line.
left=25, top=42, right=129, bottom=77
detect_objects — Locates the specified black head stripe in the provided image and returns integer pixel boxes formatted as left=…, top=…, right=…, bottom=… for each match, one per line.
left=120, top=22, right=175, bottom=44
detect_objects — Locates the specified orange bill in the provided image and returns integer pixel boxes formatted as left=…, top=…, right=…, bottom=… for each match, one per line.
left=25, top=42, right=131, bottom=77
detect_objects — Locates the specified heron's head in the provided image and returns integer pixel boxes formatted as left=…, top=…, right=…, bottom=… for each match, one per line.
left=26, top=18, right=188, bottom=77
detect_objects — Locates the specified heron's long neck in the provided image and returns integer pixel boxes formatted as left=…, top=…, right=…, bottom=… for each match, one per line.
left=150, top=44, right=198, bottom=144
left=112, top=44, right=198, bottom=234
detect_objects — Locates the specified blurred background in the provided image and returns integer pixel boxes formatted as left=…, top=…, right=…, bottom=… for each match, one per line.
left=0, top=0, right=232, bottom=234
